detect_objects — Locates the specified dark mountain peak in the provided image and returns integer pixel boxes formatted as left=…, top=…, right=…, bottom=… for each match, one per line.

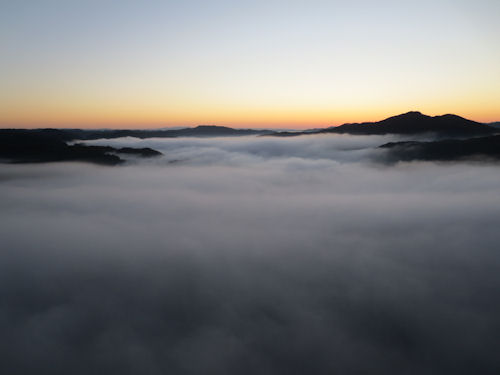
left=268, top=111, right=498, bottom=137
left=381, top=111, right=430, bottom=123
left=388, top=111, right=426, bottom=119
left=434, top=113, right=470, bottom=122
left=329, top=111, right=496, bottom=136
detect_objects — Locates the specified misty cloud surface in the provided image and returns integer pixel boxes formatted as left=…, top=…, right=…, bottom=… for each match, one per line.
left=1, top=135, right=500, bottom=374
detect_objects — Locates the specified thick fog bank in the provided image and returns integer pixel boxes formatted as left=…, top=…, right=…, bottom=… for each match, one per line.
left=1, top=136, right=500, bottom=374
left=82, top=133, right=401, bottom=164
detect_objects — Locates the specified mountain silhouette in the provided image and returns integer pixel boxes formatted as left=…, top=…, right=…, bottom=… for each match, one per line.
left=380, top=135, right=500, bottom=162
left=0, top=125, right=270, bottom=165
left=2, top=113, right=499, bottom=165
left=328, top=112, right=496, bottom=135
left=24, top=126, right=271, bottom=142
left=0, top=130, right=162, bottom=165
left=269, top=112, right=497, bottom=137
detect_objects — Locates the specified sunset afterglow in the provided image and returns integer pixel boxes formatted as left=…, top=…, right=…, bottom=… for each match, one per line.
left=1, top=0, right=499, bottom=128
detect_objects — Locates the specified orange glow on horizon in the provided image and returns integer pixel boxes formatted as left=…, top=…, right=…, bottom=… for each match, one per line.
left=2, top=80, right=499, bottom=129
left=1, top=106, right=499, bottom=130
left=2, top=1, right=500, bottom=130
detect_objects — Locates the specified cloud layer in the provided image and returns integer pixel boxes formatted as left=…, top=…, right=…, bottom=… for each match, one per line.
left=1, top=135, right=500, bottom=374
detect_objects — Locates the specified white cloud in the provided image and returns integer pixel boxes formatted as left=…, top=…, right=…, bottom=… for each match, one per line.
left=1, top=136, right=499, bottom=374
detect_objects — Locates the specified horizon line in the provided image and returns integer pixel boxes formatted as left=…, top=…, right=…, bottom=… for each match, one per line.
left=1, top=111, right=499, bottom=130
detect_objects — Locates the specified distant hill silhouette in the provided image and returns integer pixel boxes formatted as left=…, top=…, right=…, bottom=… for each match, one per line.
left=327, top=112, right=495, bottom=135
left=6, top=114, right=494, bottom=142
left=2, top=113, right=499, bottom=165
left=269, top=112, right=497, bottom=137
left=15, top=126, right=271, bottom=142
left=0, top=125, right=271, bottom=165
left=488, top=122, right=500, bottom=129
left=380, top=135, right=500, bottom=162
left=0, top=130, right=162, bottom=165
left=172, top=125, right=269, bottom=137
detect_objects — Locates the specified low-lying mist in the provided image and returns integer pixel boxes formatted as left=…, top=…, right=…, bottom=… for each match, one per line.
left=1, top=135, right=500, bottom=374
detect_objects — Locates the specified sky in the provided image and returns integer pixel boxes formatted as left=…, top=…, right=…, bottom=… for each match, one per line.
left=1, top=0, right=500, bottom=128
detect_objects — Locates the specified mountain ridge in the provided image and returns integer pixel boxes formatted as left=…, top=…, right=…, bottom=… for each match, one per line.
left=380, top=135, right=500, bottom=163
left=269, top=111, right=497, bottom=137
left=0, top=130, right=162, bottom=165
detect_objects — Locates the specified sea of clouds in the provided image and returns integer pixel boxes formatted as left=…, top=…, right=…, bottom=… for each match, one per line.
left=1, top=134, right=499, bottom=374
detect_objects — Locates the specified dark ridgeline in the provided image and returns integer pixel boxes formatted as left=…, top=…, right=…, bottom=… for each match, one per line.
left=169, top=125, right=270, bottom=137
left=1, top=112, right=499, bottom=165
left=323, top=111, right=496, bottom=136
left=0, top=125, right=270, bottom=165
left=380, top=135, right=500, bottom=162
left=0, top=130, right=162, bottom=165
left=269, top=111, right=498, bottom=137
left=0, top=125, right=271, bottom=165
left=20, top=125, right=271, bottom=142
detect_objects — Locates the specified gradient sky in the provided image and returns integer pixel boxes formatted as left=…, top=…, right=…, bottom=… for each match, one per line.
left=1, top=0, right=499, bottom=129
